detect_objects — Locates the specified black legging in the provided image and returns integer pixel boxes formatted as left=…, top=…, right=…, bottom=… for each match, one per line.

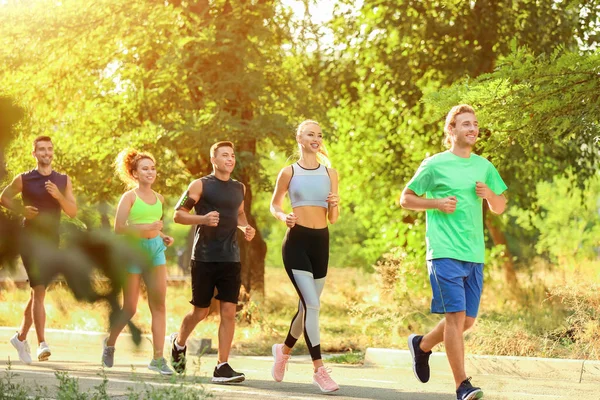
left=281, top=224, right=329, bottom=361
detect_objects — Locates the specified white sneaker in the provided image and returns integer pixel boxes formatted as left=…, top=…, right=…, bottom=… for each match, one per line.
left=37, top=341, right=51, bottom=361
left=10, top=332, right=32, bottom=364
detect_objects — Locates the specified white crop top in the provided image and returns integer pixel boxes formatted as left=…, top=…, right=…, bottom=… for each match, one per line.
left=288, top=163, right=331, bottom=209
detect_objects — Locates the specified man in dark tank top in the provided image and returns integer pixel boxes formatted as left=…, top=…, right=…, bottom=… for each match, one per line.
left=0, top=136, right=77, bottom=364
left=169, top=141, right=256, bottom=383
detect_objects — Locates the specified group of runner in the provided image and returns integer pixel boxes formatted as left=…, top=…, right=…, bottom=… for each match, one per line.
left=0, top=104, right=506, bottom=400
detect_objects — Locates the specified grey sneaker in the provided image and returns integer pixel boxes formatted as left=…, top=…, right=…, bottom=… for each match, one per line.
left=102, top=338, right=115, bottom=368
left=10, top=332, right=32, bottom=364
left=149, top=357, right=174, bottom=375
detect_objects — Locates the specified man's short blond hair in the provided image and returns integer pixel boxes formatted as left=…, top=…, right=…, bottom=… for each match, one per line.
left=443, top=104, right=476, bottom=147
left=210, top=141, right=234, bottom=158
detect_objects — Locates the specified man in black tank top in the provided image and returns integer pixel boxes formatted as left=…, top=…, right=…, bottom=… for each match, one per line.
left=169, top=141, right=256, bottom=383
left=0, top=136, right=77, bottom=364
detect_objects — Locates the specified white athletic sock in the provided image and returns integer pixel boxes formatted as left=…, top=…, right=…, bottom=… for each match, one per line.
left=175, top=341, right=186, bottom=351
left=217, top=361, right=228, bottom=369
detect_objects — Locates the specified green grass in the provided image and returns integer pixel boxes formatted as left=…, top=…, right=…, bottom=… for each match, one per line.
left=0, top=360, right=213, bottom=399
left=326, top=351, right=365, bottom=364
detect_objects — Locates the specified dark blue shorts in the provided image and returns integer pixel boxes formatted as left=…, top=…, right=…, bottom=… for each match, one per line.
left=427, top=258, right=484, bottom=318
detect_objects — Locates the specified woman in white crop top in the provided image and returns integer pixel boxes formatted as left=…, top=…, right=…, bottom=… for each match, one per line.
left=269, top=120, right=341, bottom=393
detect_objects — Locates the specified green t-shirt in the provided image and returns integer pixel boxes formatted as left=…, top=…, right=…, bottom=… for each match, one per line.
left=407, top=150, right=508, bottom=263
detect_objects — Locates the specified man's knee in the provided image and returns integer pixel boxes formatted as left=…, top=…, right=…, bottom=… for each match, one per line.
left=220, top=303, right=237, bottom=321
left=190, top=307, right=209, bottom=322
left=463, top=317, right=476, bottom=332
left=445, top=311, right=466, bottom=326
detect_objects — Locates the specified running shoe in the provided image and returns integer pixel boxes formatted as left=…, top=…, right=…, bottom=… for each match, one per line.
left=102, top=337, right=115, bottom=368
left=456, top=377, right=483, bottom=400
left=313, top=366, right=339, bottom=393
left=148, top=357, right=174, bottom=375
left=37, top=341, right=51, bottom=361
left=408, top=333, right=432, bottom=383
left=212, top=363, right=245, bottom=383
left=9, top=332, right=32, bottom=364
left=271, top=343, right=291, bottom=382
left=170, top=332, right=187, bottom=374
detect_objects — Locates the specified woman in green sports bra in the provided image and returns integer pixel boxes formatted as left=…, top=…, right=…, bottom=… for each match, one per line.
left=101, top=148, right=175, bottom=375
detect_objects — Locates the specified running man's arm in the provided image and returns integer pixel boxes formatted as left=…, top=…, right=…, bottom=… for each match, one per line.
left=478, top=164, right=508, bottom=215
left=0, top=174, right=23, bottom=212
left=400, top=159, right=457, bottom=214
left=0, top=175, right=38, bottom=219
left=486, top=192, right=507, bottom=214
left=173, top=179, right=217, bottom=226
left=400, top=188, right=457, bottom=214
left=326, top=168, right=340, bottom=224
left=237, top=184, right=255, bottom=241
left=46, top=176, right=77, bottom=218
left=270, top=166, right=294, bottom=224
left=476, top=182, right=507, bottom=214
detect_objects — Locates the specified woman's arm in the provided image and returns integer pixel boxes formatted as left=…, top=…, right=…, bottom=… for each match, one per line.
left=270, top=166, right=297, bottom=227
left=327, top=168, right=339, bottom=224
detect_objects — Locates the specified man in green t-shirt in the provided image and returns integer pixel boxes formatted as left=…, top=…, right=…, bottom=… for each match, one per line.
left=400, top=104, right=508, bottom=400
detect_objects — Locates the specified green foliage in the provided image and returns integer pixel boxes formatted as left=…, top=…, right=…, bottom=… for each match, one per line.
left=0, top=367, right=211, bottom=400
left=126, top=381, right=212, bottom=400
left=0, top=361, right=45, bottom=400
left=55, top=372, right=88, bottom=400
left=327, top=350, right=365, bottom=365
left=427, top=49, right=600, bottom=210
left=321, top=0, right=600, bottom=267
left=511, top=172, right=600, bottom=264
left=0, top=0, right=322, bottom=200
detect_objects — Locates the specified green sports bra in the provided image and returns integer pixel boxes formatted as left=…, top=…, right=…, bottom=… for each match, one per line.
left=128, top=191, right=163, bottom=224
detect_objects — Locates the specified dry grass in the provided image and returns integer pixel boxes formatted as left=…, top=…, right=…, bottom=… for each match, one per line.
left=0, top=260, right=599, bottom=360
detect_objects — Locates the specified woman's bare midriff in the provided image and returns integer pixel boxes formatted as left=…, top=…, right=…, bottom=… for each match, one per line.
left=139, top=230, right=161, bottom=239
left=293, top=206, right=328, bottom=229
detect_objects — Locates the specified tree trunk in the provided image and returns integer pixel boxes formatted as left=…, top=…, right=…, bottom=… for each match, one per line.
left=177, top=226, right=194, bottom=275
left=237, top=181, right=267, bottom=297
left=236, top=137, right=267, bottom=297
left=484, top=211, right=519, bottom=289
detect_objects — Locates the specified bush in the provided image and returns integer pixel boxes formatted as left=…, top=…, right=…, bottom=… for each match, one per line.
left=549, top=283, right=600, bottom=359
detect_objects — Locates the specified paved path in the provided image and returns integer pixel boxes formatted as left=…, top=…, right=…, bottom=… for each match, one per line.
left=0, top=339, right=597, bottom=399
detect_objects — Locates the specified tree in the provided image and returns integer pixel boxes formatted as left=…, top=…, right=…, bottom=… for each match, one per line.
left=0, top=0, right=326, bottom=294
left=321, top=0, right=600, bottom=283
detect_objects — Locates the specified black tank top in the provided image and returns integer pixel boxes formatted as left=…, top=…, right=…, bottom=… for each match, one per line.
left=192, top=175, right=244, bottom=262
left=21, top=169, right=68, bottom=235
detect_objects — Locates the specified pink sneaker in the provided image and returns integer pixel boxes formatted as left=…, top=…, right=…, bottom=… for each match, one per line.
left=271, top=343, right=291, bottom=382
left=313, top=366, right=339, bottom=393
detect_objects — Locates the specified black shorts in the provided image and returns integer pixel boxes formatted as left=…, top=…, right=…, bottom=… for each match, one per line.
left=21, top=228, right=60, bottom=288
left=190, top=260, right=242, bottom=308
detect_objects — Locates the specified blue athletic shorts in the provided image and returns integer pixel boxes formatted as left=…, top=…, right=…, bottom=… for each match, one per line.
left=427, top=258, right=484, bottom=318
left=128, top=236, right=167, bottom=274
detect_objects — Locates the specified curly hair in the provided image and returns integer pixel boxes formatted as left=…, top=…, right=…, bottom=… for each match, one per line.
left=114, top=148, right=155, bottom=187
